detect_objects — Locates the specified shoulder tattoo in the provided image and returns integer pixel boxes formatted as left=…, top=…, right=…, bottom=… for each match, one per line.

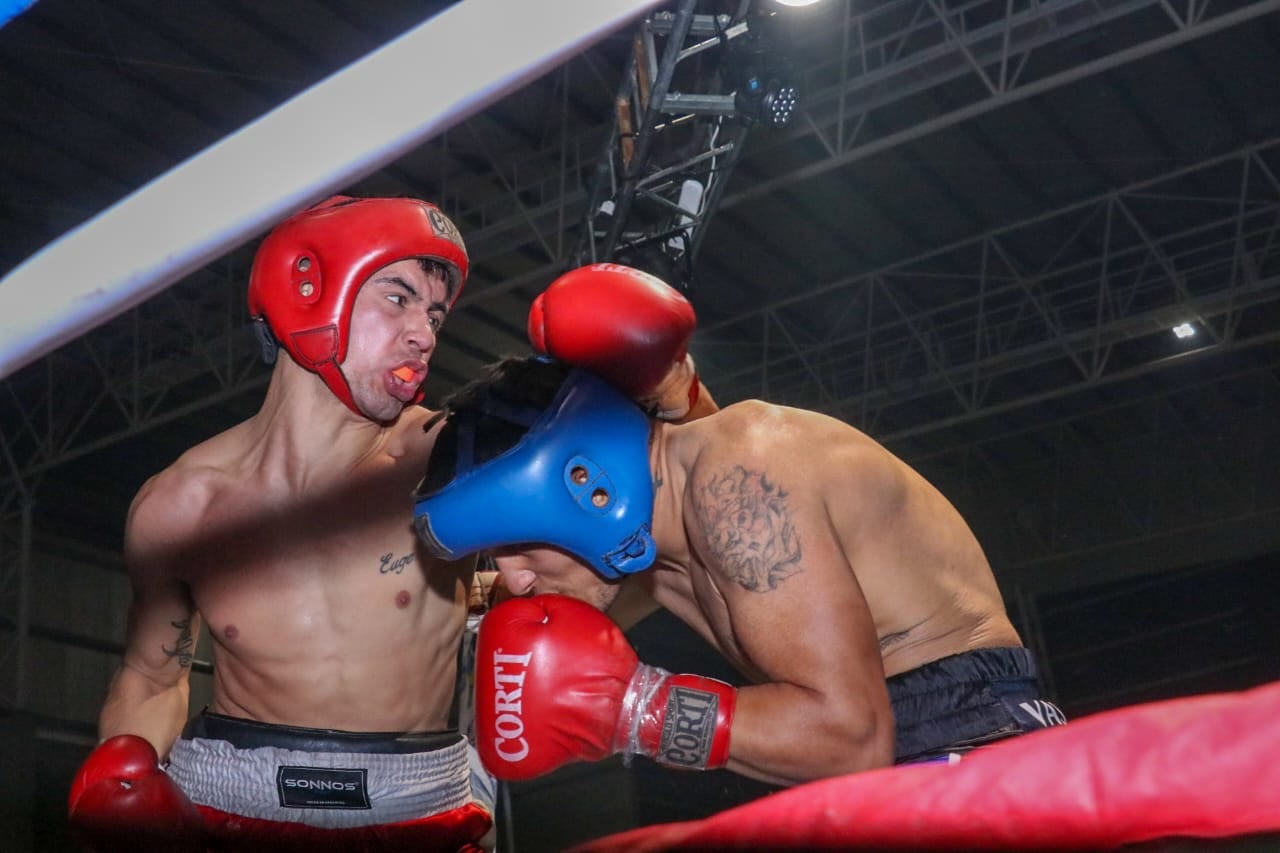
left=694, top=465, right=802, bottom=592
left=162, top=617, right=195, bottom=669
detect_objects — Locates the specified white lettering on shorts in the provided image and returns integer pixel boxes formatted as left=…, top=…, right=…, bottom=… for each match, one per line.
left=276, top=766, right=370, bottom=809
left=1018, top=699, right=1068, bottom=728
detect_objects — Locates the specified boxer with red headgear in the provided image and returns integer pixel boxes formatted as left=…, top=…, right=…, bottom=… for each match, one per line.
left=248, top=195, right=468, bottom=416
left=71, top=194, right=496, bottom=852
left=73, top=197, right=711, bottom=851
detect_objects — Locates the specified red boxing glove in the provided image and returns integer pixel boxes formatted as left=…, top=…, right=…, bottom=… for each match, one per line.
left=474, top=594, right=735, bottom=781
left=529, top=263, right=701, bottom=420
left=68, top=735, right=205, bottom=853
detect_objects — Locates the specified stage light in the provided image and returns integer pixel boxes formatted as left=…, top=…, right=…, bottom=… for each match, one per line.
left=1172, top=323, right=1196, bottom=339
left=762, top=84, right=798, bottom=126
left=733, top=69, right=799, bottom=128
left=728, top=10, right=800, bottom=128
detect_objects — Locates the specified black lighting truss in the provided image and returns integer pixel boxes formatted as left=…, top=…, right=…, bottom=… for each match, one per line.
left=574, top=0, right=797, bottom=291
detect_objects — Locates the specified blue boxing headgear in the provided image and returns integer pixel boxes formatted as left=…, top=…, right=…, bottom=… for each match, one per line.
left=413, top=369, right=657, bottom=578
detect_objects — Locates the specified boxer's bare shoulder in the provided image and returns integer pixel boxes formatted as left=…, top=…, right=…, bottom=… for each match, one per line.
left=388, top=404, right=443, bottom=461
left=124, top=420, right=289, bottom=577
left=126, top=459, right=228, bottom=568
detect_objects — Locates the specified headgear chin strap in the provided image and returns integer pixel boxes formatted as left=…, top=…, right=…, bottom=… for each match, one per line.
left=413, top=370, right=657, bottom=578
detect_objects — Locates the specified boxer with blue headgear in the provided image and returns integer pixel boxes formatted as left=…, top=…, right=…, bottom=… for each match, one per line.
left=414, top=360, right=657, bottom=578
left=441, top=354, right=1062, bottom=793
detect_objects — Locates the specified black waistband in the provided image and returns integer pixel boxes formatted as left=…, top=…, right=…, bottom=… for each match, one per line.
left=887, top=646, right=1037, bottom=705
left=181, top=711, right=462, bottom=755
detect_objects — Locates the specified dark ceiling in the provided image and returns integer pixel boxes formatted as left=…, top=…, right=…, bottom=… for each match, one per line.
left=2, top=0, right=1279, bottom=645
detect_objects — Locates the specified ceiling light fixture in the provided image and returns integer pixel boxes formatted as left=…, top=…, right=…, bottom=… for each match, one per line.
left=1172, top=323, right=1196, bottom=339
left=735, top=77, right=799, bottom=127
left=727, top=9, right=800, bottom=128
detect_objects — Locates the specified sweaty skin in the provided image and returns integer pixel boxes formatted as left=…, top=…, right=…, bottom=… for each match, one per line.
left=100, top=260, right=471, bottom=754
left=495, top=400, right=1022, bottom=787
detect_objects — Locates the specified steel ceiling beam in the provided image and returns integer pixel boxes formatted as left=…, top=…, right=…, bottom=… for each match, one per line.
left=699, top=139, right=1280, bottom=433
left=723, top=0, right=1280, bottom=209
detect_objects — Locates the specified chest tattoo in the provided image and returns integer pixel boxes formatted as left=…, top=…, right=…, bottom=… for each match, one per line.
left=694, top=465, right=802, bottom=592
left=162, top=618, right=194, bottom=669
left=379, top=551, right=416, bottom=575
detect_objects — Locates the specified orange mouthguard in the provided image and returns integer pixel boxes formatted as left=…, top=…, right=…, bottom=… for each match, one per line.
left=393, top=366, right=417, bottom=382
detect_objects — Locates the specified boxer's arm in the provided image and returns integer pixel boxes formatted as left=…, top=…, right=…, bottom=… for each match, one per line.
left=685, top=423, right=895, bottom=786
left=99, top=477, right=201, bottom=758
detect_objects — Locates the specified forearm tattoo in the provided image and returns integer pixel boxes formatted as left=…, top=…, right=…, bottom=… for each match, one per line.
left=695, top=465, right=802, bottom=592
left=162, top=618, right=194, bottom=669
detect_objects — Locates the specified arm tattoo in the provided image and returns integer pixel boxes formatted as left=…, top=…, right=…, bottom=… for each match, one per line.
left=162, top=618, right=194, bottom=669
left=695, top=465, right=802, bottom=592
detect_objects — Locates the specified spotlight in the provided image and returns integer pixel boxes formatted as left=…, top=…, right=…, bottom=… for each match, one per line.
left=733, top=78, right=799, bottom=128
left=728, top=10, right=800, bottom=128
left=762, top=84, right=798, bottom=127
left=1172, top=322, right=1196, bottom=339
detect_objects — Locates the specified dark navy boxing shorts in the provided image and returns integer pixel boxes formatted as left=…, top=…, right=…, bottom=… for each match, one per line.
left=889, top=647, right=1066, bottom=765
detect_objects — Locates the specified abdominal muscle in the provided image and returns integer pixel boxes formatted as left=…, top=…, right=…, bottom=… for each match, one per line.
left=207, top=599, right=464, bottom=733
left=189, top=522, right=468, bottom=734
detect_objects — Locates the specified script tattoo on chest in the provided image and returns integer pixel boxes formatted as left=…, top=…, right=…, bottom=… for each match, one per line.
left=162, top=618, right=194, bottom=669
left=695, top=465, right=802, bottom=592
left=379, top=552, right=415, bottom=575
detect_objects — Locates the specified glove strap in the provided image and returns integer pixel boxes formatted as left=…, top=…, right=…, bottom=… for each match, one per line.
left=615, top=664, right=736, bottom=770
left=614, top=663, right=668, bottom=763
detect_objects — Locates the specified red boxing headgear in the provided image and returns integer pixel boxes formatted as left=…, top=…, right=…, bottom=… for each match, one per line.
left=248, top=195, right=469, bottom=415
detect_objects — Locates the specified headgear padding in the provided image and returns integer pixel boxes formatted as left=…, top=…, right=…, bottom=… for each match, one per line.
left=413, top=369, right=657, bottom=579
left=248, top=195, right=468, bottom=415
